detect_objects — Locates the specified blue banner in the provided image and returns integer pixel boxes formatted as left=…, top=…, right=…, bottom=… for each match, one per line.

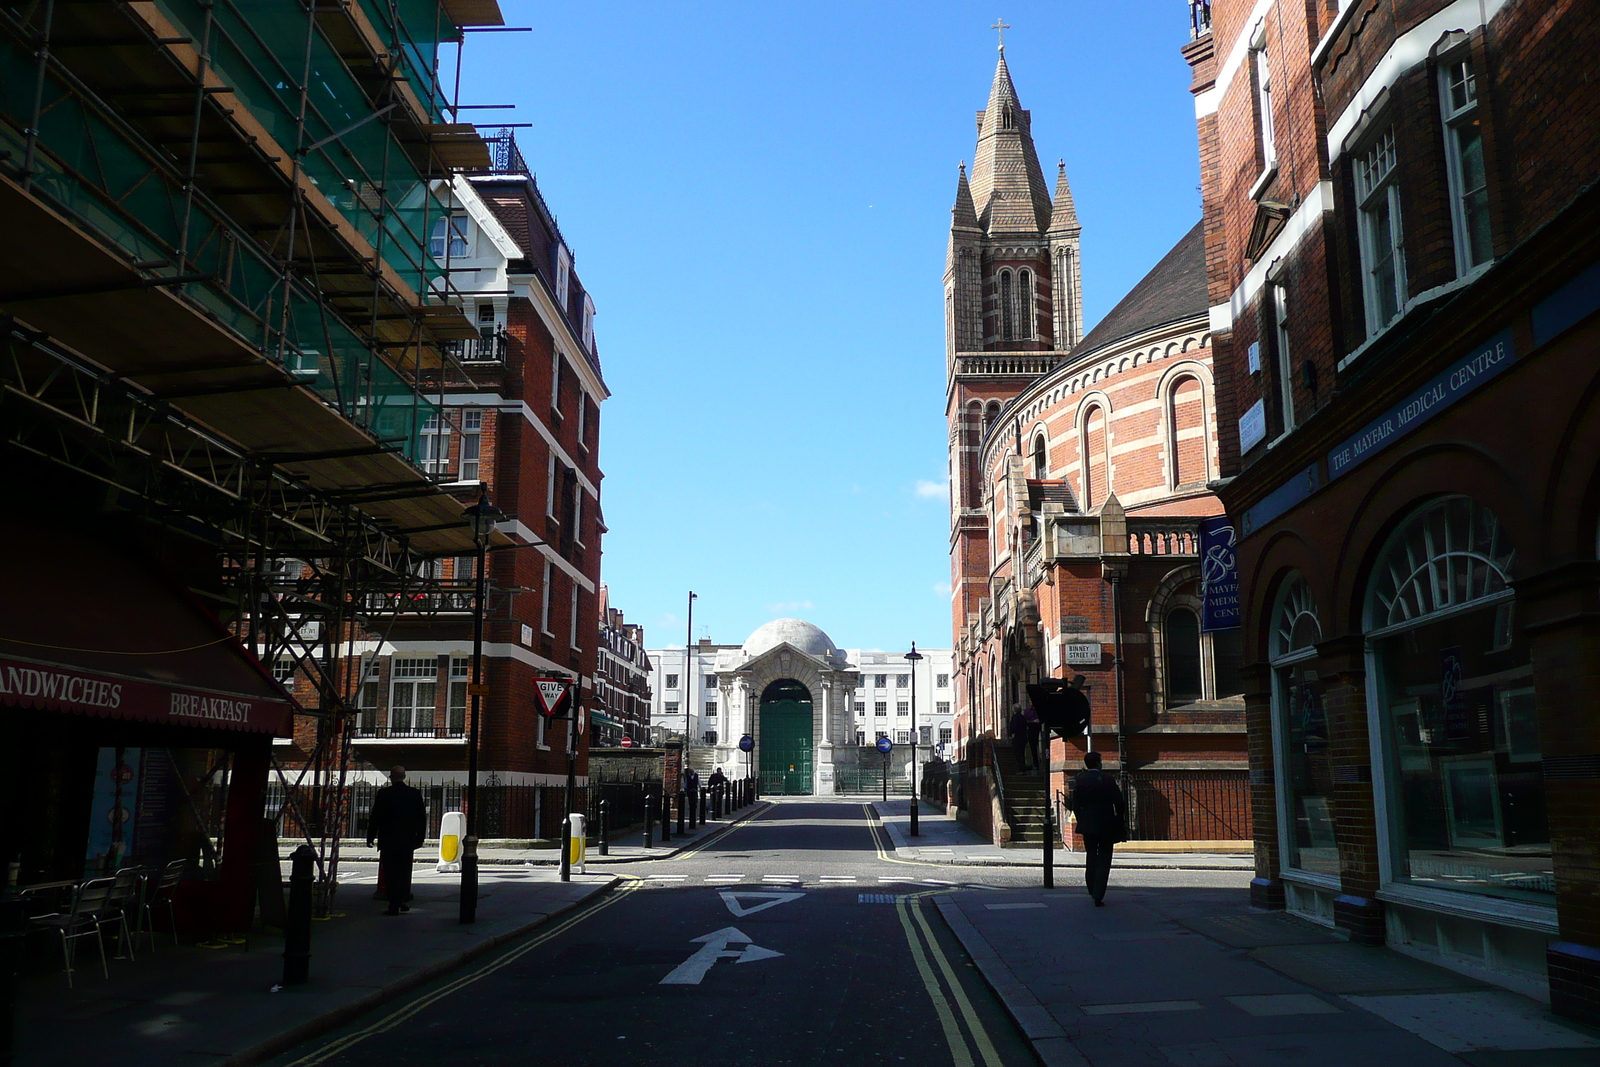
left=1200, top=516, right=1240, bottom=632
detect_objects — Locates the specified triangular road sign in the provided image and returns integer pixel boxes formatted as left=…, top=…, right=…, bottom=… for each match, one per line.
left=533, top=678, right=571, bottom=718
left=719, top=891, right=805, bottom=917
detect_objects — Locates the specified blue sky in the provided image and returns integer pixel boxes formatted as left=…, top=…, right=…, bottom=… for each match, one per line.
left=461, top=2, right=1202, bottom=652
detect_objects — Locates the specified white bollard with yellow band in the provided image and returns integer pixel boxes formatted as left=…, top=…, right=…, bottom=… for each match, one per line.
left=567, top=812, right=587, bottom=874
left=437, top=810, right=465, bottom=873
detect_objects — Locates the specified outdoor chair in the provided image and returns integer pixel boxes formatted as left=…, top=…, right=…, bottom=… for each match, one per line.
left=141, top=858, right=184, bottom=949
left=104, top=865, right=143, bottom=960
left=29, top=877, right=115, bottom=988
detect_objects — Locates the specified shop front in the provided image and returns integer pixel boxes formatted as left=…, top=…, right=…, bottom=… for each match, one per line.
left=0, top=518, right=294, bottom=932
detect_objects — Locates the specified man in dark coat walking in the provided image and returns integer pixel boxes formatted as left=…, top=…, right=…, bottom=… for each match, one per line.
left=367, top=766, right=427, bottom=915
left=1069, top=751, right=1127, bottom=907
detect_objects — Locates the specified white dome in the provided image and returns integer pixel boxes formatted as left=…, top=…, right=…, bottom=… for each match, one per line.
left=741, top=618, right=840, bottom=661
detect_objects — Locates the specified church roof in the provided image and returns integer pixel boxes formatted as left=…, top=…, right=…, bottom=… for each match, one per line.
left=1075, top=221, right=1207, bottom=355
left=967, top=51, right=1053, bottom=235
left=1048, top=160, right=1079, bottom=233
left=951, top=163, right=979, bottom=230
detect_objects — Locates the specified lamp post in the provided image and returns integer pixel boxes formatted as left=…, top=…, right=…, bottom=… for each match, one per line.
left=460, top=485, right=503, bottom=925
left=685, top=591, right=697, bottom=753
left=905, top=643, right=924, bottom=837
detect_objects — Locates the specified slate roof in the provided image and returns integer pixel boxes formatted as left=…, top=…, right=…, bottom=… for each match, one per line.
left=1075, top=221, right=1207, bottom=355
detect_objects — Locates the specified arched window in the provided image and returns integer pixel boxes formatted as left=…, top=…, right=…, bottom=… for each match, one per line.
left=983, top=400, right=1001, bottom=437
left=1018, top=268, right=1034, bottom=340
left=1363, top=497, right=1547, bottom=898
left=1165, top=608, right=1203, bottom=704
left=1032, top=434, right=1048, bottom=479
left=1081, top=404, right=1107, bottom=509
left=1170, top=376, right=1207, bottom=487
left=1268, top=573, right=1336, bottom=876
left=999, top=270, right=1015, bottom=340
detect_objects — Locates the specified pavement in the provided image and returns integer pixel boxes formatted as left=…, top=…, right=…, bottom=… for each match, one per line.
left=937, top=881, right=1600, bottom=1066
left=868, top=797, right=1254, bottom=870
left=14, top=866, right=615, bottom=1067
left=275, top=797, right=769, bottom=866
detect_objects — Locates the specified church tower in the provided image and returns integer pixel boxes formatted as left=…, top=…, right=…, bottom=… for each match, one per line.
left=946, top=42, right=1082, bottom=703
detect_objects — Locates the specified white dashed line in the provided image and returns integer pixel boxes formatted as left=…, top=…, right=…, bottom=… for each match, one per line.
left=762, top=875, right=800, bottom=883
left=646, top=874, right=687, bottom=881
left=705, top=875, right=744, bottom=883
left=818, top=875, right=858, bottom=882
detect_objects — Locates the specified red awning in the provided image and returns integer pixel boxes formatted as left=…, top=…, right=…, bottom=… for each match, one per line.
left=0, top=519, right=295, bottom=736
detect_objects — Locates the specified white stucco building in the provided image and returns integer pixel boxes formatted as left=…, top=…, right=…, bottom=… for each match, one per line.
left=648, top=620, right=954, bottom=795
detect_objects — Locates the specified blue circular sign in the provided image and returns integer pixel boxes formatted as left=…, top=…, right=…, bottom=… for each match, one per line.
left=738, top=734, right=754, bottom=752
left=875, top=736, right=893, bottom=754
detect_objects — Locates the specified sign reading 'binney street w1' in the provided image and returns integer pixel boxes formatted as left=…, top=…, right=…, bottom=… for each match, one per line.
left=1327, top=328, right=1516, bottom=480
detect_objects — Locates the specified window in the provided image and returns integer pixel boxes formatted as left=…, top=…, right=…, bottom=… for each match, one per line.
left=703, top=731, right=718, bottom=745
left=271, top=658, right=294, bottom=685
left=572, top=480, right=584, bottom=545
left=895, top=675, right=909, bottom=689
left=874, top=702, right=887, bottom=717
left=1082, top=404, right=1108, bottom=509
left=999, top=270, right=1015, bottom=341
left=1032, top=435, right=1047, bottom=479
left=665, top=674, right=679, bottom=689
left=1441, top=57, right=1491, bottom=274
left=577, top=395, right=588, bottom=449
left=550, top=349, right=562, bottom=414
left=896, top=730, right=910, bottom=744
left=856, top=703, right=865, bottom=718
left=936, top=674, right=949, bottom=689
left=555, top=246, right=570, bottom=307
left=458, top=410, right=482, bottom=481
left=419, top=414, right=450, bottom=475
left=357, top=659, right=381, bottom=733
left=448, top=657, right=469, bottom=735
left=1253, top=46, right=1277, bottom=173
left=1271, top=283, right=1294, bottom=432
left=856, top=730, right=866, bottom=746
left=896, top=701, right=909, bottom=716
left=389, top=658, right=437, bottom=735
left=1020, top=268, right=1034, bottom=340
left=1365, top=496, right=1546, bottom=899
left=547, top=454, right=558, bottom=518
left=540, top=560, right=553, bottom=635
left=874, top=674, right=887, bottom=688
left=429, top=214, right=468, bottom=259
left=705, top=701, right=717, bottom=717
left=582, top=295, right=595, bottom=353
left=704, top=675, right=717, bottom=688
left=936, top=701, right=950, bottom=716
left=939, top=727, right=952, bottom=745
left=1165, top=609, right=1203, bottom=705
left=1269, top=574, right=1334, bottom=876
left=664, top=701, right=680, bottom=714
left=1355, top=127, right=1405, bottom=334
left=569, top=589, right=580, bottom=649
left=920, top=726, right=932, bottom=745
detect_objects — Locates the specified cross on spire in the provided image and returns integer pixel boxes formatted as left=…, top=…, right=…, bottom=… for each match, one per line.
left=992, top=17, right=1010, bottom=51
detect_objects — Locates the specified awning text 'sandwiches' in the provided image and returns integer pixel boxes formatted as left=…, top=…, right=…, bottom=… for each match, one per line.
left=0, top=655, right=292, bottom=735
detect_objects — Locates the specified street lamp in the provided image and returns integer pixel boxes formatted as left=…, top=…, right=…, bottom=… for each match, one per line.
left=905, top=642, right=924, bottom=837
left=460, top=485, right=503, bottom=925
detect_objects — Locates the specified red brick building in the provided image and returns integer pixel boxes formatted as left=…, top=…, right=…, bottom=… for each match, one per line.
left=946, top=48, right=1247, bottom=848
left=1188, top=0, right=1600, bottom=1020
left=276, top=138, right=609, bottom=840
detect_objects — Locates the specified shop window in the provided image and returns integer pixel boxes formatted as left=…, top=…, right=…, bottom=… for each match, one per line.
left=1165, top=608, right=1203, bottom=704
left=83, top=747, right=233, bottom=876
left=1269, top=574, right=1337, bottom=876
left=1365, top=496, right=1548, bottom=899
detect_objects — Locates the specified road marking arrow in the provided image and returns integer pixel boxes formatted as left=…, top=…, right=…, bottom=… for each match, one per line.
left=719, top=890, right=805, bottom=917
left=659, top=926, right=784, bottom=985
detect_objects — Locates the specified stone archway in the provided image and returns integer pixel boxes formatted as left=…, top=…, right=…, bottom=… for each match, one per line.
left=759, top=679, right=813, bottom=795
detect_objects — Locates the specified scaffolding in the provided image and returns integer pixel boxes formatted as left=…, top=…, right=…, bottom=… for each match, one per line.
left=0, top=0, right=509, bottom=915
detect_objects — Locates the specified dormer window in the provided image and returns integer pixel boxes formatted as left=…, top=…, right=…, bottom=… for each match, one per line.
left=555, top=246, right=571, bottom=308
left=429, top=214, right=469, bottom=259
left=582, top=295, right=595, bottom=353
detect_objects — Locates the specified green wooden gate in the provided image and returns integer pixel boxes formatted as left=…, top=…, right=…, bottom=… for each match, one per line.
left=759, top=685, right=813, bottom=795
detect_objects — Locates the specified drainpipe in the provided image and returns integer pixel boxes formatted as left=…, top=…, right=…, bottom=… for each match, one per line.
left=1098, top=494, right=1131, bottom=797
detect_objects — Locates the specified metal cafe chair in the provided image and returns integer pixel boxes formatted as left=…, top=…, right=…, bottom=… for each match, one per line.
left=29, top=876, right=115, bottom=988
left=141, top=858, right=185, bottom=949
left=104, top=865, right=143, bottom=961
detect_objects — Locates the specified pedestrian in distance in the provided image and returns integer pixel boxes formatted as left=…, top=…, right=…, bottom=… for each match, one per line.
left=1069, top=751, right=1127, bottom=907
left=367, top=766, right=427, bottom=916
left=1023, top=703, right=1043, bottom=773
left=1008, top=707, right=1028, bottom=770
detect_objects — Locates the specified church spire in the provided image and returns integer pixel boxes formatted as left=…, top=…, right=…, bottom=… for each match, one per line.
left=952, top=161, right=979, bottom=230
left=1049, top=159, right=1080, bottom=233
left=967, top=50, right=1053, bottom=234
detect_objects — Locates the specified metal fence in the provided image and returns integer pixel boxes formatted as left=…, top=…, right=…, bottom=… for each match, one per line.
left=1122, top=771, right=1249, bottom=841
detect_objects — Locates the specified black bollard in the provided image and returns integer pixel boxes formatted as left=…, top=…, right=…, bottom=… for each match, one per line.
left=1, top=872, right=25, bottom=1065
left=677, top=791, right=686, bottom=835
left=643, top=791, right=654, bottom=849
left=1043, top=795, right=1054, bottom=889
left=282, top=843, right=315, bottom=985
left=599, top=799, right=610, bottom=856
left=460, top=835, right=479, bottom=924
left=700, top=786, right=708, bottom=825
left=559, top=816, right=571, bottom=882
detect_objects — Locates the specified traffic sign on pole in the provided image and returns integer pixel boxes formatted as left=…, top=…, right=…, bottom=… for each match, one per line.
left=532, top=678, right=572, bottom=718
left=875, top=736, right=893, bottom=754
left=738, top=734, right=754, bottom=752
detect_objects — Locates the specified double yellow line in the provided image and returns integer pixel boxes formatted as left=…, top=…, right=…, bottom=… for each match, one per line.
left=896, top=890, right=1005, bottom=1067
left=280, top=881, right=641, bottom=1067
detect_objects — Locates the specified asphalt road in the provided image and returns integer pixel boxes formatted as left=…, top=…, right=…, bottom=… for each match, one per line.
left=268, top=798, right=1247, bottom=1067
